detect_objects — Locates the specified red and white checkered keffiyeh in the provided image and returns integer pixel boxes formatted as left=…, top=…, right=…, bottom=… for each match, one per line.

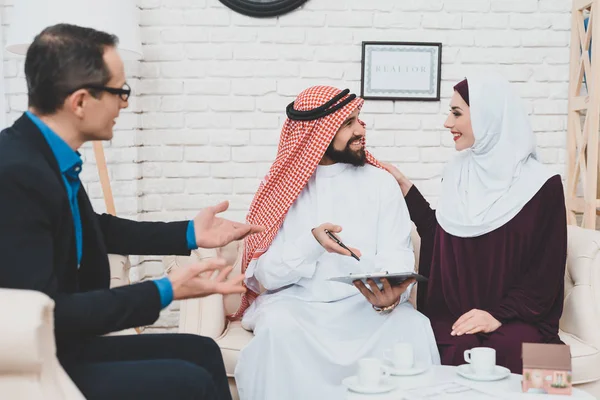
left=230, top=86, right=383, bottom=320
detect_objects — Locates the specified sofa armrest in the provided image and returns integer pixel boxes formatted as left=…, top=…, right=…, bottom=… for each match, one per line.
left=179, top=295, right=226, bottom=339
left=108, top=254, right=132, bottom=288
left=104, top=254, right=138, bottom=336
left=0, top=288, right=54, bottom=373
left=0, top=288, right=85, bottom=399
left=560, top=226, right=600, bottom=347
left=164, top=248, right=227, bottom=339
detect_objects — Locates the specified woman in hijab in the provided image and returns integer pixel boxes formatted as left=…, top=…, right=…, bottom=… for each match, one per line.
left=383, top=73, right=567, bottom=373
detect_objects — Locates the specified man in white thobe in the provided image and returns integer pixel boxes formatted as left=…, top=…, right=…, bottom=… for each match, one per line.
left=234, top=86, right=440, bottom=400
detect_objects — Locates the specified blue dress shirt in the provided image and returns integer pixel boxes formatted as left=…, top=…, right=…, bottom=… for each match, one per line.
left=26, top=112, right=198, bottom=309
left=27, top=111, right=84, bottom=265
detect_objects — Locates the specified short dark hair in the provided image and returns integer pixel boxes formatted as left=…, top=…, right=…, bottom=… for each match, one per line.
left=25, top=23, right=119, bottom=115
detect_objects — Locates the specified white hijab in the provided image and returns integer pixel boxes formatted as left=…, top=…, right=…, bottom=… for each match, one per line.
left=436, top=73, right=555, bottom=238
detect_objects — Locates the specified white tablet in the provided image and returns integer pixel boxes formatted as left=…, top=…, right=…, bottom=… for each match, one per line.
left=328, top=271, right=428, bottom=286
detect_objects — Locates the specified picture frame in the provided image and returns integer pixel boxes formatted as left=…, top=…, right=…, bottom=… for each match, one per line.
left=360, top=41, right=442, bottom=101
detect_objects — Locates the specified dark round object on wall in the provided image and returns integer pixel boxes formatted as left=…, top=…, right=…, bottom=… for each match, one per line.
left=218, top=0, right=309, bottom=18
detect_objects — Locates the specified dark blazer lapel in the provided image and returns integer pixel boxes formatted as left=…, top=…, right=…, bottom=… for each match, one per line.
left=13, top=113, right=81, bottom=284
left=77, top=187, right=111, bottom=291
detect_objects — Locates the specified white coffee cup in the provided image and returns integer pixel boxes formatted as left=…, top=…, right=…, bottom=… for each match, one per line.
left=384, top=342, right=414, bottom=369
left=464, top=347, right=496, bottom=375
left=357, top=358, right=390, bottom=387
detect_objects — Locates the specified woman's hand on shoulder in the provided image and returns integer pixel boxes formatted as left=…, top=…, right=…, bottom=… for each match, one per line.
left=381, top=162, right=413, bottom=197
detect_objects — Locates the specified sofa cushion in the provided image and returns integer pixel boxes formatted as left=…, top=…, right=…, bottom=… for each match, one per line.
left=559, top=330, right=600, bottom=384
left=216, top=321, right=254, bottom=377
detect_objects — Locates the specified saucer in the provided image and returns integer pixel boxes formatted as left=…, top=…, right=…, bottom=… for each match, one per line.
left=385, top=362, right=429, bottom=376
left=342, top=376, right=398, bottom=394
left=456, top=364, right=511, bottom=381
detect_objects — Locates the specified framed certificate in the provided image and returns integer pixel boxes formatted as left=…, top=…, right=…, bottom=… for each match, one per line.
left=360, top=41, right=442, bottom=101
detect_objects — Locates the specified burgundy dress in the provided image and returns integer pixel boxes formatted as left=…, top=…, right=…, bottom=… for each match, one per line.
left=405, top=175, right=566, bottom=373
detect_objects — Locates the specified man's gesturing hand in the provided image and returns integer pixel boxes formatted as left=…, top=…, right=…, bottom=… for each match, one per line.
left=169, top=258, right=246, bottom=300
left=194, top=201, right=264, bottom=248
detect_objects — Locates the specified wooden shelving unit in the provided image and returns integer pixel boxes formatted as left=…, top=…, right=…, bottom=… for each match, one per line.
left=567, top=1, right=600, bottom=228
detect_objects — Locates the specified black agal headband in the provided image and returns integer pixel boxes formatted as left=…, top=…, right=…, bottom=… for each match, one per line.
left=286, top=89, right=357, bottom=121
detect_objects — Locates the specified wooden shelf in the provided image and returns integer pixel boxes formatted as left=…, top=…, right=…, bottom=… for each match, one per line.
left=567, top=1, right=600, bottom=229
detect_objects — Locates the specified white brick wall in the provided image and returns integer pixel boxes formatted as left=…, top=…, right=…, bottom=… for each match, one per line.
left=1, top=0, right=571, bottom=332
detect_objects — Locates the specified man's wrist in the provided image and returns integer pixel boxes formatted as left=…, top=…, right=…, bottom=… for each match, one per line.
left=153, top=277, right=174, bottom=309
left=186, top=220, right=198, bottom=250
left=311, top=228, right=322, bottom=245
left=297, top=229, right=326, bottom=262
left=373, top=296, right=401, bottom=315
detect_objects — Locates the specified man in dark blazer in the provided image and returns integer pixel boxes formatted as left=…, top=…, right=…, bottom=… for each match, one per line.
left=0, top=24, right=263, bottom=400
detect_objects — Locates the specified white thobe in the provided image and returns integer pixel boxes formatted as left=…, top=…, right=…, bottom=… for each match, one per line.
left=234, top=163, right=440, bottom=400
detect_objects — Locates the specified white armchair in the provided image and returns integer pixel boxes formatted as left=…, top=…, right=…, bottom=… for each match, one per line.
left=0, top=253, right=140, bottom=400
left=559, top=225, right=600, bottom=396
left=0, top=288, right=85, bottom=400
left=165, top=240, right=248, bottom=399
left=169, top=225, right=600, bottom=399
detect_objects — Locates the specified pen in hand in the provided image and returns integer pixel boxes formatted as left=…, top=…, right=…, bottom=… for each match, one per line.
left=324, top=229, right=361, bottom=261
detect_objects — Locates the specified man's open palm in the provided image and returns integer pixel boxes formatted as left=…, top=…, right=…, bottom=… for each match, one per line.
left=194, top=201, right=264, bottom=248
left=169, top=258, right=247, bottom=300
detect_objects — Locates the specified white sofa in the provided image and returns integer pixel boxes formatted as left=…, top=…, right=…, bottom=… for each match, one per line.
left=0, top=254, right=137, bottom=398
left=0, top=288, right=85, bottom=399
left=168, top=225, right=600, bottom=399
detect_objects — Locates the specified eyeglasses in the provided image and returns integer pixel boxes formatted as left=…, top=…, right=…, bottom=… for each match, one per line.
left=89, top=82, right=131, bottom=101
left=74, top=82, right=131, bottom=101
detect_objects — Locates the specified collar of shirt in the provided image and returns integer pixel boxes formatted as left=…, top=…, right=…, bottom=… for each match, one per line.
left=25, top=111, right=82, bottom=178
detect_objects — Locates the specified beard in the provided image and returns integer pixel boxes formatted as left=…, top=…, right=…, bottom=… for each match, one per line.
left=324, top=135, right=367, bottom=166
